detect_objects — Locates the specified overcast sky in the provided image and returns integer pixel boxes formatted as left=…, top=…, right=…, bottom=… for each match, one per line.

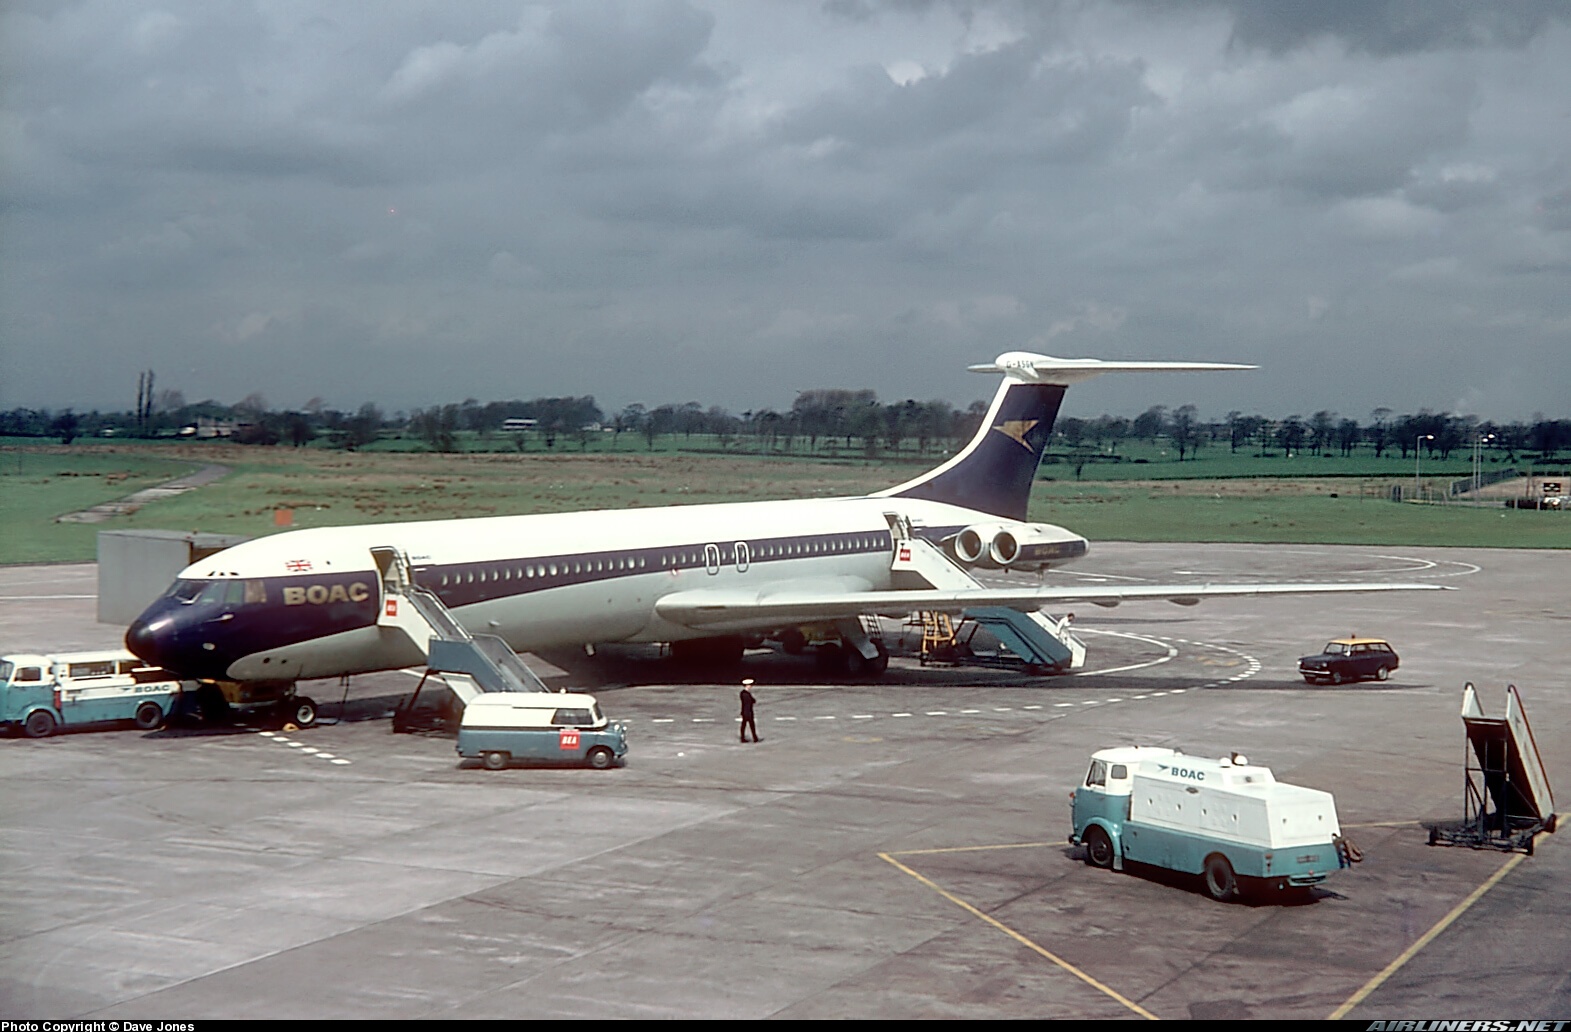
left=4, top=1, right=1569, bottom=422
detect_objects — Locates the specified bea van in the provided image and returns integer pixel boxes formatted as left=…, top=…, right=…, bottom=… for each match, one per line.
left=457, top=692, right=627, bottom=770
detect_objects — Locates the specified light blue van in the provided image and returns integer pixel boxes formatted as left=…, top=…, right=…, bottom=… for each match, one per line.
left=457, top=692, right=627, bottom=770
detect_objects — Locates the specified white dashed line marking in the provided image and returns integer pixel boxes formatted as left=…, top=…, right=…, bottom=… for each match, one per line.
left=623, top=632, right=1263, bottom=731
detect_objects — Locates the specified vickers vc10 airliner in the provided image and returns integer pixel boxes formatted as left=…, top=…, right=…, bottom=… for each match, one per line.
left=126, top=352, right=1443, bottom=693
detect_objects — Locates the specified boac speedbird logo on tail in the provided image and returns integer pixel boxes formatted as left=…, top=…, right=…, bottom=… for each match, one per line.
left=991, top=419, right=1040, bottom=451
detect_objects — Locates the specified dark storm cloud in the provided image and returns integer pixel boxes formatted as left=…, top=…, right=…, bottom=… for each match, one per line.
left=2, top=1, right=1569, bottom=422
left=1219, top=0, right=1563, bottom=55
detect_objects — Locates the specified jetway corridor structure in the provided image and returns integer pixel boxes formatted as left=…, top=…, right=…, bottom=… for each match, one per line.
left=1427, top=683, right=1558, bottom=854
left=371, top=547, right=550, bottom=733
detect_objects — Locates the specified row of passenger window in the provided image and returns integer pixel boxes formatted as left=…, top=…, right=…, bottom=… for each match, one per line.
left=430, top=533, right=890, bottom=589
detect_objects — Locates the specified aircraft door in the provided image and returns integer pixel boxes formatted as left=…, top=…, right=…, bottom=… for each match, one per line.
left=704, top=543, right=721, bottom=575
left=370, top=546, right=411, bottom=603
left=734, top=541, right=751, bottom=573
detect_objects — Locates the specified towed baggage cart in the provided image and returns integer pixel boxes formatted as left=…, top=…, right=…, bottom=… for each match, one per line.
left=1069, top=745, right=1358, bottom=902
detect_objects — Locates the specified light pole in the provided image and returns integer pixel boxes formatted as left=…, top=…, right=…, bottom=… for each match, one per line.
left=1414, top=433, right=1434, bottom=500
left=1472, top=433, right=1495, bottom=504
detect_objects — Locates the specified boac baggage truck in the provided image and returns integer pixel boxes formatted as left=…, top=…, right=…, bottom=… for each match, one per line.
left=1069, top=745, right=1358, bottom=902
left=1, top=650, right=190, bottom=738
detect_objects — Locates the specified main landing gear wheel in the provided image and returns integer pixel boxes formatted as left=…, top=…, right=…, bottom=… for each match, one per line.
left=23, top=709, right=56, bottom=739
left=835, top=642, right=890, bottom=677
left=1204, top=854, right=1239, bottom=902
left=482, top=751, right=509, bottom=771
left=779, top=628, right=807, bottom=655
left=587, top=747, right=614, bottom=770
left=285, top=697, right=318, bottom=728
left=1083, top=826, right=1115, bottom=869
left=133, top=701, right=163, bottom=730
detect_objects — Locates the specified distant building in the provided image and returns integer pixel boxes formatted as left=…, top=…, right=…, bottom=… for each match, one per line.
left=502, top=418, right=538, bottom=432
left=179, top=417, right=242, bottom=439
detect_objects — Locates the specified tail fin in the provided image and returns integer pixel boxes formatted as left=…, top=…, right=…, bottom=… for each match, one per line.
left=876, top=351, right=1253, bottom=521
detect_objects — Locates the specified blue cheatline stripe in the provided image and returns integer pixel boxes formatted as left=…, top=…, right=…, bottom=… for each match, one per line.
left=411, top=525, right=958, bottom=609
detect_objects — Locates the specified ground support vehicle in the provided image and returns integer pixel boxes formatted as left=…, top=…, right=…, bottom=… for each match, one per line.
left=457, top=691, right=627, bottom=770
left=1069, top=746, right=1357, bottom=902
left=186, top=679, right=322, bottom=729
left=1427, top=683, right=1557, bottom=854
left=1, top=651, right=190, bottom=738
left=1298, top=637, right=1399, bottom=685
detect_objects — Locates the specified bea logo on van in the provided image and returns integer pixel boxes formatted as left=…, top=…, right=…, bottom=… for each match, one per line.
left=282, top=582, right=372, bottom=606
left=1158, top=763, right=1206, bottom=782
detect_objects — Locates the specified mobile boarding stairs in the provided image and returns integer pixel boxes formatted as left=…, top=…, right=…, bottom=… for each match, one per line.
left=886, top=514, right=1086, bottom=674
left=1427, top=683, right=1558, bottom=854
left=369, top=548, right=550, bottom=733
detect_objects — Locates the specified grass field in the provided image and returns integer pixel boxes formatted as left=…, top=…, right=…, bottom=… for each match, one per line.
left=1, top=441, right=1566, bottom=564
left=0, top=448, right=197, bottom=564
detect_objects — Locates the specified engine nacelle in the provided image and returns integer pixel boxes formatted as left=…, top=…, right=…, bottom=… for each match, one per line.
left=953, top=522, right=1089, bottom=570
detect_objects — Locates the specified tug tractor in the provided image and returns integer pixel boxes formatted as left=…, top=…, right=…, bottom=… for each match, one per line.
left=184, top=679, right=318, bottom=729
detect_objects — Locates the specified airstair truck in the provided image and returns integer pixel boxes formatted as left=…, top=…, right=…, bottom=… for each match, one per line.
left=1069, top=746, right=1354, bottom=902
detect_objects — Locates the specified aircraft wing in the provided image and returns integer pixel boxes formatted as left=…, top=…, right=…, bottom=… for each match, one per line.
left=654, top=580, right=1449, bottom=631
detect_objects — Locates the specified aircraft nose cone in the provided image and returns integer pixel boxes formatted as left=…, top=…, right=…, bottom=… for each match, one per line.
left=125, top=612, right=172, bottom=668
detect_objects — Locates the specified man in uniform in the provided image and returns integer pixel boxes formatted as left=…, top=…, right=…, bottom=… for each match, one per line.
left=739, top=678, right=760, bottom=743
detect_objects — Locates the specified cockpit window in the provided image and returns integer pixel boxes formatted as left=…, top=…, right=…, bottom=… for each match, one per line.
left=168, top=579, right=207, bottom=603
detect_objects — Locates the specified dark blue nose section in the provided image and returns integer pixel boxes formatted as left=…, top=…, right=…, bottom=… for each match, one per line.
left=125, top=605, right=176, bottom=670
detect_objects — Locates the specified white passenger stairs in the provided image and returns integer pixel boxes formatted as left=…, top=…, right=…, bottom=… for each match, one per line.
left=884, top=513, right=1086, bottom=670
left=373, top=547, right=550, bottom=706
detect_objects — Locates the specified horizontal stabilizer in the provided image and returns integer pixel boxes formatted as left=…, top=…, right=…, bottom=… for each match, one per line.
left=970, top=351, right=1255, bottom=386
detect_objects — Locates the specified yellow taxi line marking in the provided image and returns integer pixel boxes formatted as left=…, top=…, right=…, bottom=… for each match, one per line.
left=1328, top=840, right=1536, bottom=1020
left=879, top=851, right=1158, bottom=1021
left=888, top=841, right=1061, bottom=857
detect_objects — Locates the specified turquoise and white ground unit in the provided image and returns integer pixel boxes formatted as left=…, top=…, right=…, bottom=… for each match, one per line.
left=0, top=651, right=187, bottom=738
left=1069, top=745, right=1346, bottom=901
